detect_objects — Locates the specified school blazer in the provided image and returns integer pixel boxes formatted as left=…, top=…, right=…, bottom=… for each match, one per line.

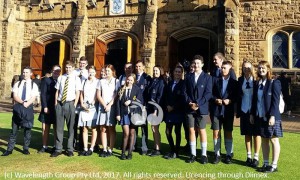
left=116, top=84, right=143, bottom=117
left=236, top=76, right=256, bottom=118
left=40, top=77, right=56, bottom=110
left=185, top=72, right=212, bottom=115
left=163, top=79, right=186, bottom=114
left=211, top=67, right=237, bottom=80
left=148, top=77, right=165, bottom=112
left=210, top=77, right=238, bottom=118
left=136, top=72, right=152, bottom=104
left=251, top=79, right=282, bottom=121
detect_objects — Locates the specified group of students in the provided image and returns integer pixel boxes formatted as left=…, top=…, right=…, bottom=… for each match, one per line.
left=2, top=53, right=282, bottom=173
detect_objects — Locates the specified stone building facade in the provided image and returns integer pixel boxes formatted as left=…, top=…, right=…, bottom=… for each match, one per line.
left=0, top=0, right=300, bottom=98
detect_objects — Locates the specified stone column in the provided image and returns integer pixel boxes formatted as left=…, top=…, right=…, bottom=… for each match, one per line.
left=71, top=0, right=88, bottom=67
left=0, top=1, right=25, bottom=98
left=224, top=1, right=240, bottom=75
left=141, top=0, right=158, bottom=74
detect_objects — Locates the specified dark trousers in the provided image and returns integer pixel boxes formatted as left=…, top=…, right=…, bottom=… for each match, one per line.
left=7, top=121, right=31, bottom=151
left=55, top=101, right=76, bottom=152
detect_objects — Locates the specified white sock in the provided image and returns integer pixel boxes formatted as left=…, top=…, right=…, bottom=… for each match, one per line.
left=214, top=139, right=221, bottom=156
left=108, top=149, right=112, bottom=153
left=247, top=152, right=251, bottom=159
left=271, top=163, right=277, bottom=168
left=43, top=145, right=48, bottom=149
left=254, top=153, right=259, bottom=160
left=84, top=148, right=88, bottom=151
left=89, top=147, right=94, bottom=152
left=190, top=141, right=196, bottom=156
left=201, top=142, right=207, bottom=156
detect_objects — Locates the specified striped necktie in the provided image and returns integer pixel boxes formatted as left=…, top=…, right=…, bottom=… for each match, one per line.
left=61, top=77, right=69, bottom=103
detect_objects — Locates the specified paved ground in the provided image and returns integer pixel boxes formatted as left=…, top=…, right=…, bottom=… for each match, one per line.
left=0, top=99, right=299, bottom=133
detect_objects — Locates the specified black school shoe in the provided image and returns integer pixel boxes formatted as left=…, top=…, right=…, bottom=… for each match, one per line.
left=23, top=149, right=30, bottom=155
left=252, top=159, right=259, bottom=167
left=147, top=150, right=161, bottom=157
left=185, top=155, right=197, bottom=163
left=213, top=155, right=221, bottom=164
left=199, top=155, right=208, bottom=164
left=265, top=166, right=278, bottom=173
left=78, top=151, right=87, bottom=156
left=2, top=150, right=12, bottom=156
left=50, top=151, right=62, bottom=157
left=246, top=158, right=253, bottom=167
left=224, top=155, right=232, bottom=164
left=85, top=150, right=93, bottom=156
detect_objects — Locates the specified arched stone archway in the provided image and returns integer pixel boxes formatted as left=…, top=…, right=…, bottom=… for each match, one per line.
left=94, top=30, right=140, bottom=77
left=168, top=27, right=218, bottom=72
left=30, top=33, right=72, bottom=76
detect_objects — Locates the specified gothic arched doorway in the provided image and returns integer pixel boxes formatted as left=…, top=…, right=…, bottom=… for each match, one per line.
left=168, top=27, right=218, bottom=73
left=94, top=30, right=139, bottom=78
left=30, top=33, right=72, bottom=76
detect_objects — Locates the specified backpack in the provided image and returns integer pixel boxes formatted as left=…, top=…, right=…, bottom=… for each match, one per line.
left=271, top=80, right=285, bottom=114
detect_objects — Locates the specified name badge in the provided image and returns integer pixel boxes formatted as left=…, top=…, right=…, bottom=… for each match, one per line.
left=152, top=89, right=156, bottom=94
left=268, top=92, right=272, bottom=95
left=201, top=85, right=204, bottom=88
left=140, top=85, right=144, bottom=89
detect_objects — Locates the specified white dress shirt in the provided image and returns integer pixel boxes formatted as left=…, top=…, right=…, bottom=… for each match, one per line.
left=241, top=76, right=253, bottom=113
left=55, top=73, right=82, bottom=101
left=13, top=79, right=39, bottom=101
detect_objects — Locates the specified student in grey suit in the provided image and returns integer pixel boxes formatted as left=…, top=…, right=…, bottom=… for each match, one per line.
left=51, top=61, right=82, bottom=157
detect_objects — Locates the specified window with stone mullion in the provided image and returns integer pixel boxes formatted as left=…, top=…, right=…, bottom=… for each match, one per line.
left=272, top=32, right=288, bottom=68
left=292, top=32, right=300, bottom=68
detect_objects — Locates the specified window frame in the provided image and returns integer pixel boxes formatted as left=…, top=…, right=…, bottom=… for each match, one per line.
left=270, top=30, right=300, bottom=71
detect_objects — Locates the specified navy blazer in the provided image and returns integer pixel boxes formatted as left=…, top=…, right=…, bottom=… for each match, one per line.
left=116, top=84, right=143, bottom=117
left=136, top=72, right=152, bottom=104
left=210, top=77, right=238, bottom=118
left=163, top=79, right=186, bottom=114
left=185, top=71, right=212, bottom=115
left=236, top=76, right=255, bottom=118
left=251, top=79, right=281, bottom=121
left=40, top=77, right=57, bottom=111
left=147, top=77, right=165, bottom=112
left=211, top=67, right=237, bottom=80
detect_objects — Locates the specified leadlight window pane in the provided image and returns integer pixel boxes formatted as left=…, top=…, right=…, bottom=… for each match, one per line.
left=272, top=33, right=288, bottom=68
left=292, top=32, right=300, bottom=68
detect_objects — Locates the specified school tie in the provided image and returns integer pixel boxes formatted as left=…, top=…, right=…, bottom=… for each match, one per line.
left=259, top=84, right=264, bottom=90
left=126, top=89, right=131, bottom=99
left=61, top=77, right=69, bottom=103
left=21, top=82, right=26, bottom=101
left=136, top=74, right=140, bottom=82
left=246, top=82, right=251, bottom=89
left=172, top=81, right=177, bottom=92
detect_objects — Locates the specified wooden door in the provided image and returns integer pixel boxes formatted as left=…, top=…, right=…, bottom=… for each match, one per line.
left=59, top=39, right=70, bottom=74
left=30, top=41, right=44, bottom=77
left=94, top=39, right=106, bottom=78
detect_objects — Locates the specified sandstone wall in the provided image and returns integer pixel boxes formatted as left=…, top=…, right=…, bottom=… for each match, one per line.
left=239, top=0, right=300, bottom=73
